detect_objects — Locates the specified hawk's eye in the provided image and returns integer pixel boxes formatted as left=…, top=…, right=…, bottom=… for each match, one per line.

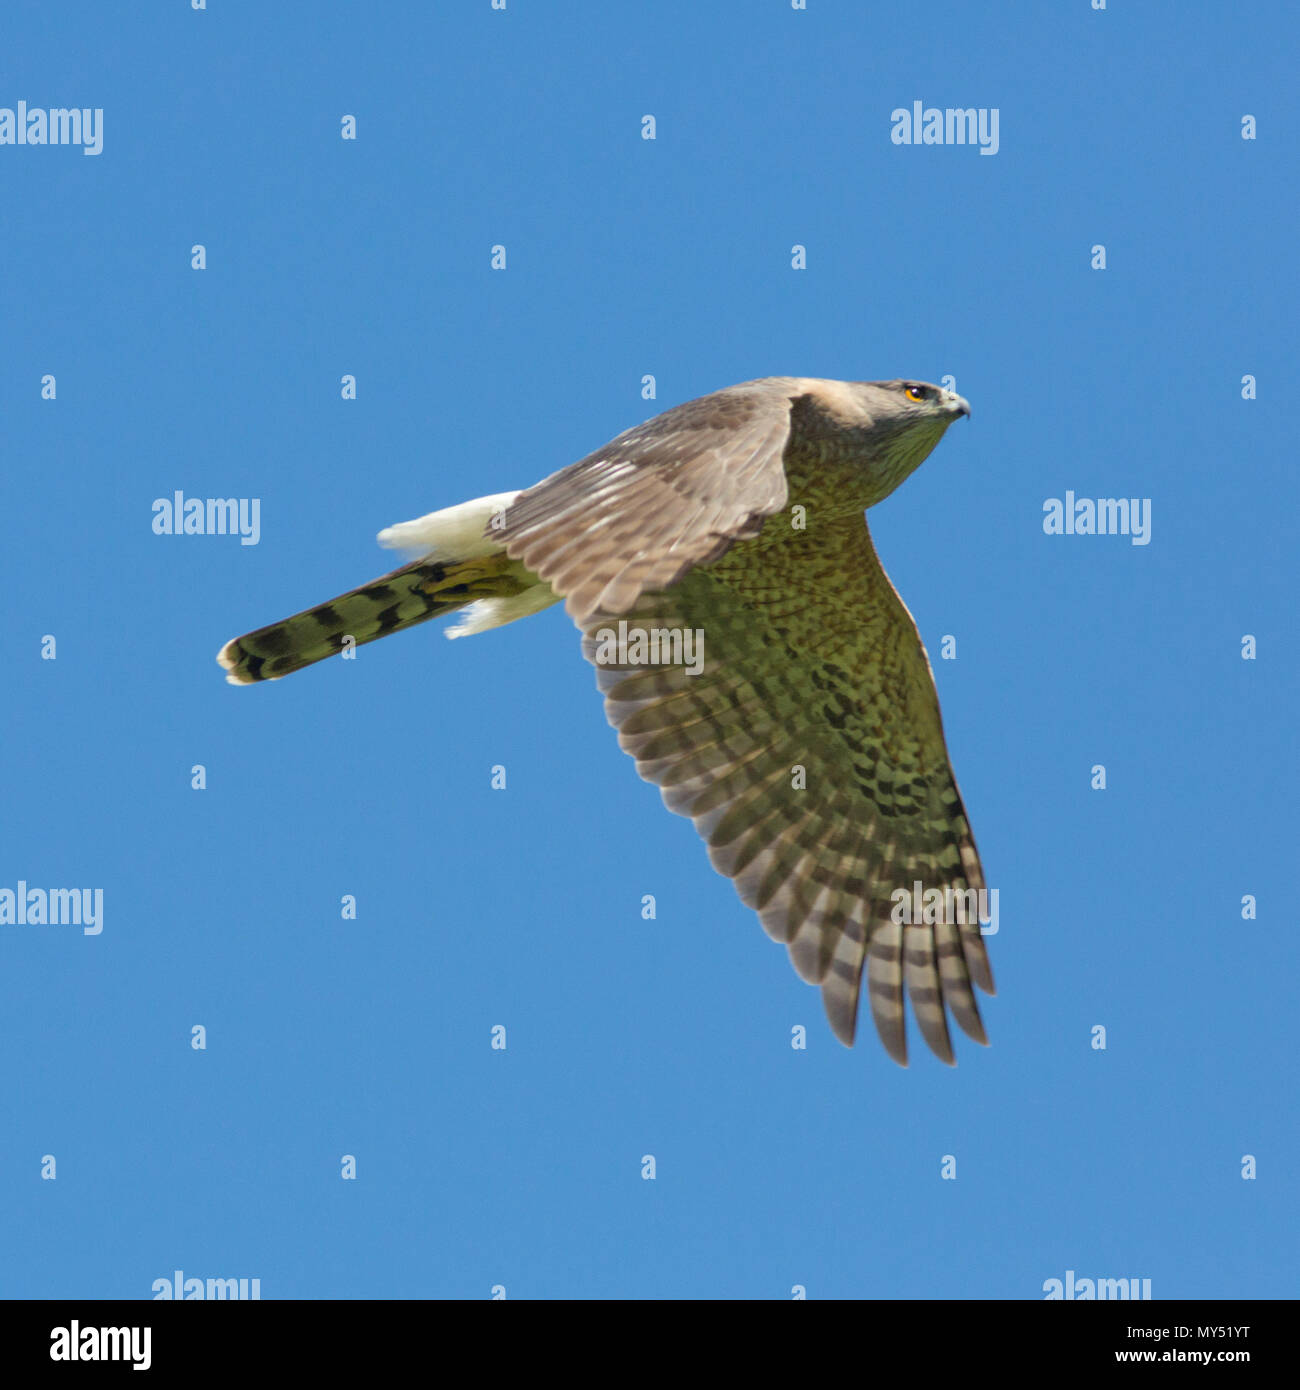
left=904, top=384, right=926, bottom=402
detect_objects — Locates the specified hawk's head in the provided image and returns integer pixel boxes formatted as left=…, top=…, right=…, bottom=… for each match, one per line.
left=789, top=377, right=971, bottom=509
left=875, top=378, right=971, bottom=422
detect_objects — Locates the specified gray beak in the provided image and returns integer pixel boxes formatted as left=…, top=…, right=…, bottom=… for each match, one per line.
left=941, top=390, right=971, bottom=419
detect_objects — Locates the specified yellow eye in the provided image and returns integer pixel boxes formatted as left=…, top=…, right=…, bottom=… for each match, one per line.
left=904, top=385, right=926, bottom=402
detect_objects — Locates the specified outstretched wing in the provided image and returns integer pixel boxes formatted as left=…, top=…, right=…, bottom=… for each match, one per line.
left=497, top=378, right=795, bottom=623
left=582, top=516, right=993, bottom=1065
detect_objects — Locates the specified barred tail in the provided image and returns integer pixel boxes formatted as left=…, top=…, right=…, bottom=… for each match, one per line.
left=217, top=553, right=529, bottom=685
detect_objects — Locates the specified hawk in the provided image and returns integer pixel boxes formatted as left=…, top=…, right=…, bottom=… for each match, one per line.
left=218, top=377, right=993, bottom=1065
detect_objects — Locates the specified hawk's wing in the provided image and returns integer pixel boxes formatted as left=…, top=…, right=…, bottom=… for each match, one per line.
left=497, top=379, right=794, bottom=623
left=580, top=517, right=993, bottom=1065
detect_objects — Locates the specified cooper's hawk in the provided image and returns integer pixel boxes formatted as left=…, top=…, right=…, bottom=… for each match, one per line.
left=218, top=377, right=993, bottom=1065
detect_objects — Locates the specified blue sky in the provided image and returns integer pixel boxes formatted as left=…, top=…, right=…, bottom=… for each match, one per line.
left=1, top=1, right=1295, bottom=1300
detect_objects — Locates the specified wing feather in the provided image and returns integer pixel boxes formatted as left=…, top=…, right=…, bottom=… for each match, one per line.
left=579, top=514, right=993, bottom=1065
left=497, top=379, right=796, bottom=623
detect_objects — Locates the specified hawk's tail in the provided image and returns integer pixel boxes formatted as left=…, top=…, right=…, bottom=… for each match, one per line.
left=218, top=552, right=530, bottom=685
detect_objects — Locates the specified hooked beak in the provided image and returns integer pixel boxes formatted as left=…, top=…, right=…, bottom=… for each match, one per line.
left=940, top=389, right=971, bottom=420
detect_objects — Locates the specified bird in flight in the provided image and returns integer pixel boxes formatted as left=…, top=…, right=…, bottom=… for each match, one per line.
left=218, top=377, right=993, bottom=1065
